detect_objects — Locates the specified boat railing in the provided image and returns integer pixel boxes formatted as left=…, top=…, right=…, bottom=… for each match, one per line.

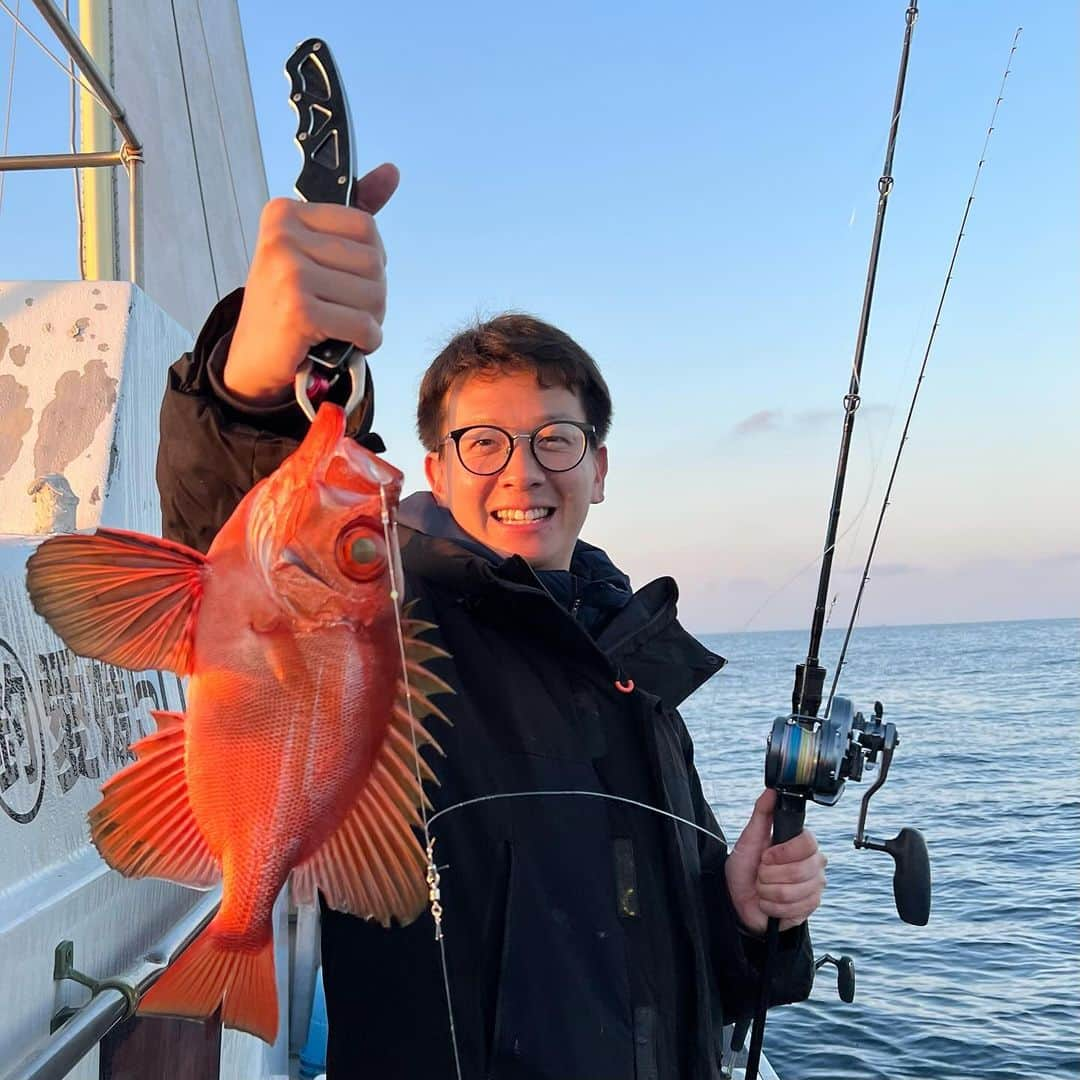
left=0, top=0, right=144, bottom=285
left=4, top=889, right=221, bottom=1080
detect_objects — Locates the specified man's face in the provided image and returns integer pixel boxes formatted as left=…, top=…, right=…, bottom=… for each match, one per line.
left=424, top=370, right=608, bottom=571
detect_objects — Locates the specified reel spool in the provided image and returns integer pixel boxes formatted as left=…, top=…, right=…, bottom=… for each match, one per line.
left=764, top=698, right=931, bottom=926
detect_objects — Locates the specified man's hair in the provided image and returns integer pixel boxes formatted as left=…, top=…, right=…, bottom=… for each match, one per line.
left=416, top=313, right=613, bottom=452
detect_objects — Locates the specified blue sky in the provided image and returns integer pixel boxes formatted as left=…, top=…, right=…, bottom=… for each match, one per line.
left=2, top=1, right=1076, bottom=634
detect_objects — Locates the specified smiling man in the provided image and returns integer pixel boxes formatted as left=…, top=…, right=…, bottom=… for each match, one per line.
left=157, top=165, right=824, bottom=1079
left=423, top=366, right=606, bottom=570
left=414, top=320, right=608, bottom=572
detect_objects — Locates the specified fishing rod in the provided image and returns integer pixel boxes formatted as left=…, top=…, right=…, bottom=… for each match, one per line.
left=824, top=26, right=1023, bottom=719
left=743, top=3, right=932, bottom=1077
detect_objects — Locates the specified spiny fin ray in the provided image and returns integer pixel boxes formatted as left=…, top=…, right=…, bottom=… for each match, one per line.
left=290, top=616, right=450, bottom=925
left=89, top=710, right=219, bottom=888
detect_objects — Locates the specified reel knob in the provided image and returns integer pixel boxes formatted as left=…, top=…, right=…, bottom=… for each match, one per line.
left=883, top=826, right=931, bottom=926
left=815, top=953, right=856, bottom=1003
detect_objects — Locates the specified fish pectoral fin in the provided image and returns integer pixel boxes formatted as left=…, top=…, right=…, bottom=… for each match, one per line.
left=25, top=528, right=208, bottom=674
left=139, top=921, right=277, bottom=1044
left=258, top=623, right=308, bottom=685
left=89, top=710, right=220, bottom=888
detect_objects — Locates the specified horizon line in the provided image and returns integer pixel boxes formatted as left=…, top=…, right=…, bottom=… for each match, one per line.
left=694, top=614, right=1078, bottom=638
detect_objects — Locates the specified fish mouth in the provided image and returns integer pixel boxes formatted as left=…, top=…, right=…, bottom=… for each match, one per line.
left=279, top=545, right=333, bottom=588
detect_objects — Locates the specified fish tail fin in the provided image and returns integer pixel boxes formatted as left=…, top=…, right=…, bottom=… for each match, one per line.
left=139, top=923, right=278, bottom=1044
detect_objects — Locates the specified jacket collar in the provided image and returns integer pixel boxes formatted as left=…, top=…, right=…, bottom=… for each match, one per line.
left=396, top=492, right=724, bottom=707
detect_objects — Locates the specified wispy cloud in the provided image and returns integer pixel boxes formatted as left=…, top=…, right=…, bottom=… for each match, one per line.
left=732, top=409, right=783, bottom=436
left=731, top=403, right=892, bottom=438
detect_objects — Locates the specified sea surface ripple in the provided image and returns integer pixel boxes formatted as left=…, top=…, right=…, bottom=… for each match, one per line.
left=684, top=618, right=1080, bottom=1080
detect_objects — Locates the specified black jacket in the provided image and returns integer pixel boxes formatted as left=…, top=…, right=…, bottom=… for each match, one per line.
left=156, top=291, right=813, bottom=1079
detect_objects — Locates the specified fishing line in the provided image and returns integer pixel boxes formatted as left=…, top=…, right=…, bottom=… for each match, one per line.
left=734, top=470, right=876, bottom=636
left=0, top=0, right=107, bottom=110
left=379, top=482, right=464, bottom=1080
left=824, top=26, right=1023, bottom=717
left=378, top=491, right=728, bottom=1080
left=0, top=0, right=17, bottom=214
left=732, top=419, right=884, bottom=636
left=425, top=790, right=730, bottom=846
left=732, top=349, right=898, bottom=635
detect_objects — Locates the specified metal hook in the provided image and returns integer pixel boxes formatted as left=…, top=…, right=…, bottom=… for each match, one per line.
left=294, top=350, right=368, bottom=424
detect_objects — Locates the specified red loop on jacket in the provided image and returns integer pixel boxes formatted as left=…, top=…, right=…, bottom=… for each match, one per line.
left=306, top=371, right=333, bottom=405
left=614, top=678, right=635, bottom=694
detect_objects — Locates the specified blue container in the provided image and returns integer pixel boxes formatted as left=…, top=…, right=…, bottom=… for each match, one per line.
left=299, top=966, right=329, bottom=1079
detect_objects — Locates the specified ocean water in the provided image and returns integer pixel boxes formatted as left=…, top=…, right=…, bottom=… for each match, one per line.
left=684, top=618, right=1080, bottom=1080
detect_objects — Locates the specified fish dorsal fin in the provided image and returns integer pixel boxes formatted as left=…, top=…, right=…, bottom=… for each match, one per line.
left=26, top=528, right=208, bottom=674
left=291, top=622, right=453, bottom=926
left=89, top=710, right=220, bottom=887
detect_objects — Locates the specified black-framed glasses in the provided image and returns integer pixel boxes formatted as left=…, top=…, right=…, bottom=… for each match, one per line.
left=441, top=420, right=596, bottom=476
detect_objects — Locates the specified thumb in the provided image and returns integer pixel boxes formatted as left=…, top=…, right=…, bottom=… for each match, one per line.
left=733, top=788, right=777, bottom=860
left=351, top=161, right=400, bottom=214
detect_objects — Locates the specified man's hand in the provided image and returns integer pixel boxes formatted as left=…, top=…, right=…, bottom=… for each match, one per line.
left=724, top=788, right=827, bottom=935
left=224, top=162, right=400, bottom=405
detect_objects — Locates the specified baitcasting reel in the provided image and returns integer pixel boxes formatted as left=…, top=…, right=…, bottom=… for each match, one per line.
left=765, top=693, right=931, bottom=927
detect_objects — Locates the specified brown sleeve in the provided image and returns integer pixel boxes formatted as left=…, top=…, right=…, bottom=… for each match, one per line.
left=155, top=288, right=378, bottom=553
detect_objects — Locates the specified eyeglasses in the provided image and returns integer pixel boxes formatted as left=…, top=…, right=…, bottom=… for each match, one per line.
left=440, top=420, right=596, bottom=476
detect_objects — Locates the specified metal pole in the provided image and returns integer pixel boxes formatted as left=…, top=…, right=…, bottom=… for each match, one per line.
left=5, top=891, right=221, bottom=1080
left=0, top=149, right=123, bottom=170
left=0, top=0, right=145, bottom=284
left=126, top=151, right=142, bottom=287
left=28, top=0, right=140, bottom=153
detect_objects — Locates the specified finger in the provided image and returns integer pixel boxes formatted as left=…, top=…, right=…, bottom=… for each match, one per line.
left=756, top=874, right=826, bottom=913
left=763, top=829, right=820, bottom=866
left=732, top=789, right=777, bottom=856
left=299, top=262, right=386, bottom=315
left=307, top=297, right=384, bottom=353
left=290, top=204, right=379, bottom=247
left=293, top=231, right=386, bottom=280
left=351, top=161, right=400, bottom=214
left=758, top=852, right=828, bottom=887
left=760, top=901, right=820, bottom=930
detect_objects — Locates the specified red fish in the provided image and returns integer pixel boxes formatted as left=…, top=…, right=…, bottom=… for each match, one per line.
left=25, top=403, right=449, bottom=1043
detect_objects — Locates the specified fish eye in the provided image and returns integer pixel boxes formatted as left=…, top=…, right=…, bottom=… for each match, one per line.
left=349, top=537, right=378, bottom=563
left=335, top=524, right=386, bottom=582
